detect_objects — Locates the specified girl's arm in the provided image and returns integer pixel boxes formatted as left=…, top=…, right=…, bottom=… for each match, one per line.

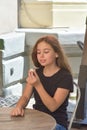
left=28, top=70, right=69, bottom=112
left=11, top=83, right=33, bottom=116
left=34, top=83, right=69, bottom=112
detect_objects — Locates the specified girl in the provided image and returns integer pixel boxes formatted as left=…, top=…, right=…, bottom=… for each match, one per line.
left=11, top=35, right=73, bottom=130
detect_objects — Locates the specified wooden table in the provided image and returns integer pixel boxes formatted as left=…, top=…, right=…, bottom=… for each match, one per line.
left=0, top=107, right=56, bottom=130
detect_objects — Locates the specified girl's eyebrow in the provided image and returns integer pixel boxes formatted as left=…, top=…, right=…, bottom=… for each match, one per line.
left=37, top=48, right=51, bottom=51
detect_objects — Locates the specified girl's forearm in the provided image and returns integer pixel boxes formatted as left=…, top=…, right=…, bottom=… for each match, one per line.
left=34, top=84, right=57, bottom=112
left=16, top=83, right=33, bottom=109
left=16, top=96, right=29, bottom=109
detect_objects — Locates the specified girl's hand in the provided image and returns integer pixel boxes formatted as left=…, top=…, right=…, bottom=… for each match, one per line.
left=26, top=69, right=41, bottom=88
left=11, top=106, right=25, bottom=117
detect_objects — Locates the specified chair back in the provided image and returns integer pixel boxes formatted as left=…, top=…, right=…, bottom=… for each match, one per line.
left=68, top=81, right=81, bottom=130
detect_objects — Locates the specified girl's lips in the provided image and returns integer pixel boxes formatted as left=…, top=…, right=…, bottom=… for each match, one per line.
left=39, top=59, right=46, bottom=64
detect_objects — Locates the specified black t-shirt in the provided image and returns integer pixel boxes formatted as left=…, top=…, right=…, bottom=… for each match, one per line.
left=33, top=67, right=73, bottom=129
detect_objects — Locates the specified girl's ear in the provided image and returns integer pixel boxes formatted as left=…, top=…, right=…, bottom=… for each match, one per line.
left=56, top=54, right=58, bottom=58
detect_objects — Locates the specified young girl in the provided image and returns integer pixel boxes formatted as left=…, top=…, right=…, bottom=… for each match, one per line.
left=11, top=35, right=73, bottom=130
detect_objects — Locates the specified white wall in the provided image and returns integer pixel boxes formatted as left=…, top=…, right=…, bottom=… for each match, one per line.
left=53, top=2, right=87, bottom=30
left=0, top=0, right=87, bottom=34
left=0, top=0, right=17, bottom=34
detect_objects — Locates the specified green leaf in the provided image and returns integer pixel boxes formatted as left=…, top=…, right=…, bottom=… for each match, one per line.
left=0, top=39, right=4, bottom=50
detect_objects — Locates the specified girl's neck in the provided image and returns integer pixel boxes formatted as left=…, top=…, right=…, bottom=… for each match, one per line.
left=43, top=66, right=60, bottom=77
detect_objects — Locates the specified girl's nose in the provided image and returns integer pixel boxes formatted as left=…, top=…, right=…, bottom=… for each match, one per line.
left=40, top=52, right=44, bottom=57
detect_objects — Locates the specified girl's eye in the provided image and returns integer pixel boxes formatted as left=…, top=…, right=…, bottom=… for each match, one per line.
left=37, top=49, right=50, bottom=54
left=44, top=50, right=49, bottom=53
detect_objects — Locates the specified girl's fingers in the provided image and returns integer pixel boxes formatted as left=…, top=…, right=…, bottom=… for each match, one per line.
left=21, top=109, right=24, bottom=116
left=11, top=108, right=24, bottom=117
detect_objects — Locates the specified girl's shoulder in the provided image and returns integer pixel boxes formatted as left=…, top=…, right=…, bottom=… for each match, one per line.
left=59, top=68, right=72, bottom=76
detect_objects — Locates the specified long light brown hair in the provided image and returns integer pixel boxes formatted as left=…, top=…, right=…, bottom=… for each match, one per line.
left=32, top=35, right=72, bottom=75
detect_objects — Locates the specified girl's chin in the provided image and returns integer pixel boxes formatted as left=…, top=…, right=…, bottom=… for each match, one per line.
left=41, top=64, right=50, bottom=67
left=40, top=62, right=46, bottom=65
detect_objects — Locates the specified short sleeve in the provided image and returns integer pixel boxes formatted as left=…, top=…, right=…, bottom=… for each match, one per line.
left=58, top=73, right=73, bottom=92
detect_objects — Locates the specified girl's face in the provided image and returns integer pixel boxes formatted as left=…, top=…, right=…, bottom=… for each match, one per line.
left=36, top=41, right=58, bottom=67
